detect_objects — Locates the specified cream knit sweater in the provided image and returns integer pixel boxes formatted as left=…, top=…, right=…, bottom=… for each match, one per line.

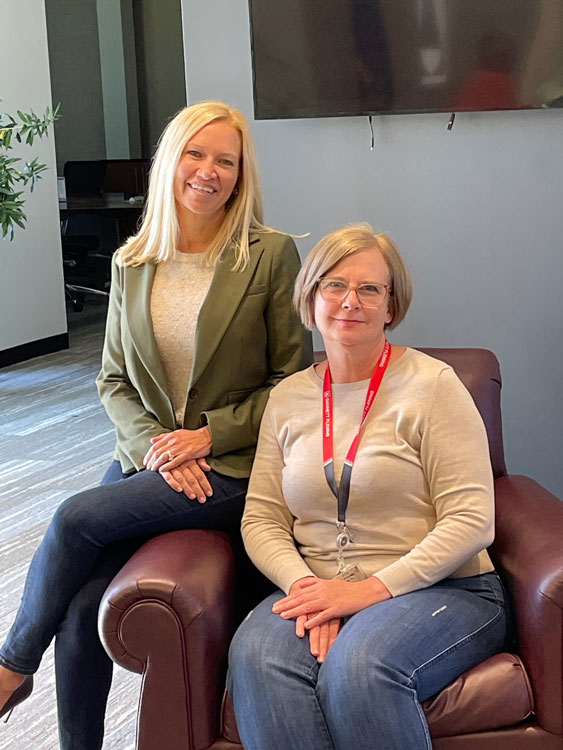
left=242, top=348, right=495, bottom=596
left=150, top=252, right=214, bottom=426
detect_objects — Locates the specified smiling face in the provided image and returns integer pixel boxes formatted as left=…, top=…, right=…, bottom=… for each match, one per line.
left=173, top=120, right=241, bottom=224
left=314, top=247, right=393, bottom=353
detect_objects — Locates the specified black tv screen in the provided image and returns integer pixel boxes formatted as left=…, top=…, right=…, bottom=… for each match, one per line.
left=249, top=0, right=563, bottom=119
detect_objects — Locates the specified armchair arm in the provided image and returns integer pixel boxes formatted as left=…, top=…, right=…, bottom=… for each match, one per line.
left=99, top=529, right=236, bottom=750
left=491, top=475, right=563, bottom=735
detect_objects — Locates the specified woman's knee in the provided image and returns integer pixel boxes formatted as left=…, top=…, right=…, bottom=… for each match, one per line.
left=50, top=480, right=127, bottom=544
left=228, top=618, right=262, bottom=680
left=50, top=490, right=97, bottom=543
left=229, top=593, right=303, bottom=682
left=230, top=599, right=279, bottom=667
left=319, top=626, right=405, bottom=700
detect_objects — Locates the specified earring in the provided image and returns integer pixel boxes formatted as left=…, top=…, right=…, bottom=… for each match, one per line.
left=232, top=186, right=239, bottom=196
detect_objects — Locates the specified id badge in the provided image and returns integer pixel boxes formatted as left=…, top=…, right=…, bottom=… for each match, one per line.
left=333, top=563, right=368, bottom=582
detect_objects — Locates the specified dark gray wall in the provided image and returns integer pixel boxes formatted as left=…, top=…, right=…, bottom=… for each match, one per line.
left=181, top=0, right=563, bottom=497
left=46, top=0, right=186, bottom=167
left=134, top=0, right=187, bottom=156
left=45, top=0, right=106, bottom=172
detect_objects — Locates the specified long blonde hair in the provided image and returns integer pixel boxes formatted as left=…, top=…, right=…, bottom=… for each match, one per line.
left=116, top=101, right=273, bottom=270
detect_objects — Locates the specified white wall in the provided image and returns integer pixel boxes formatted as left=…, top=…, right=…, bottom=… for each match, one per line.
left=1, top=0, right=66, bottom=351
left=181, top=0, right=563, bottom=497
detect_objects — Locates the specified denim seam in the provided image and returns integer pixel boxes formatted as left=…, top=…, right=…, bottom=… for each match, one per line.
left=482, top=573, right=505, bottom=608
left=408, top=604, right=503, bottom=684
left=307, top=662, right=337, bottom=750
left=412, top=689, right=433, bottom=749
left=311, top=689, right=338, bottom=750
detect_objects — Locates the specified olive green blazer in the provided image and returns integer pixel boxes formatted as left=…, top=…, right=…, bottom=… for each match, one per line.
left=96, top=231, right=313, bottom=477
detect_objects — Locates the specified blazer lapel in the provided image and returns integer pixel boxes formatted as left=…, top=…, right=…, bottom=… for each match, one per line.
left=125, top=262, right=170, bottom=400
left=191, top=235, right=264, bottom=385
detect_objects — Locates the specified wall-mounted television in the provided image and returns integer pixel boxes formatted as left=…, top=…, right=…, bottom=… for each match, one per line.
left=249, top=0, right=563, bottom=119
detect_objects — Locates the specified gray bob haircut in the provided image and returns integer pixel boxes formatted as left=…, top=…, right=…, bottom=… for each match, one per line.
left=293, top=223, right=412, bottom=331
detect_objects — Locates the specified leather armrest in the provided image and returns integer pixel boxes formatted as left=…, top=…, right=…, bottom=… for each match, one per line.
left=492, top=475, right=563, bottom=735
left=99, top=529, right=235, bottom=750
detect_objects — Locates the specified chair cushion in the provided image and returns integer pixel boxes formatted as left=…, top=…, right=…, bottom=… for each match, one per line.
left=222, top=690, right=243, bottom=745
left=222, top=652, right=533, bottom=744
left=421, top=652, right=533, bottom=737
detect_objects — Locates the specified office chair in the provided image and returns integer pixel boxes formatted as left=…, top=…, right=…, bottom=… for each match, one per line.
left=61, top=161, right=110, bottom=310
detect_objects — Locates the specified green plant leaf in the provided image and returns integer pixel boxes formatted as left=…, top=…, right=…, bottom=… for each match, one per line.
left=0, top=101, right=60, bottom=239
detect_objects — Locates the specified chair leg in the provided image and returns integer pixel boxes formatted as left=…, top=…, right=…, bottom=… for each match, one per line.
left=65, top=285, right=83, bottom=312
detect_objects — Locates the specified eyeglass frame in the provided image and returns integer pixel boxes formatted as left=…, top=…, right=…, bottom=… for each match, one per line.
left=317, top=277, right=393, bottom=308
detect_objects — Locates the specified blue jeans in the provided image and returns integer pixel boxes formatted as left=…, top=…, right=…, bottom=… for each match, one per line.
left=0, top=461, right=248, bottom=750
left=228, top=572, right=511, bottom=750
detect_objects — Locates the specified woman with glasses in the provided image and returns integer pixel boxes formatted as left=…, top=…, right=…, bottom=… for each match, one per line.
left=228, top=223, right=511, bottom=750
left=0, top=101, right=312, bottom=747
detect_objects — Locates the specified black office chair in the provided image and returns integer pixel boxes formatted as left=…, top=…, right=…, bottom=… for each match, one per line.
left=61, top=161, right=110, bottom=311
left=61, top=159, right=150, bottom=310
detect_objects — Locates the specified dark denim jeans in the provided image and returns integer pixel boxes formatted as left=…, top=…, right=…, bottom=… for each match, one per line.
left=0, top=462, right=248, bottom=750
left=228, top=572, right=512, bottom=750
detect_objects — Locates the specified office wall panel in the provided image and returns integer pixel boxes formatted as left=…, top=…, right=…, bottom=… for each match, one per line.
left=181, top=0, right=563, bottom=496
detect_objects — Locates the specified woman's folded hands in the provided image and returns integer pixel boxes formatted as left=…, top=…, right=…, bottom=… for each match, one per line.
left=144, top=427, right=213, bottom=471
left=143, top=428, right=214, bottom=502
left=159, top=457, right=213, bottom=503
left=274, top=574, right=392, bottom=660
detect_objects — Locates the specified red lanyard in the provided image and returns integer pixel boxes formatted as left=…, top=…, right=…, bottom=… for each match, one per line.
left=322, top=340, right=391, bottom=524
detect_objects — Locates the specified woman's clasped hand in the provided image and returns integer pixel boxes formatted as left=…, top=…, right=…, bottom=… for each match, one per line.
left=298, top=616, right=341, bottom=664
left=275, top=575, right=392, bottom=628
left=144, top=426, right=213, bottom=470
left=277, top=575, right=392, bottom=663
left=143, top=427, right=214, bottom=502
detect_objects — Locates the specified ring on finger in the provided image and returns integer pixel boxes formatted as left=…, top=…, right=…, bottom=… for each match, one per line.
left=166, top=450, right=174, bottom=462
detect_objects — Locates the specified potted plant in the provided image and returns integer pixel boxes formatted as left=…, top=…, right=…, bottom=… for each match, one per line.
left=0, top=103, right=60, bottom=240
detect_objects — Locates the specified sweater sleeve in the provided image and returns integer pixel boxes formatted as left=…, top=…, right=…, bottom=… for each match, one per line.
left=375, top=367, right=495, bottom=597
left=241, top=394, right=316, bottom=593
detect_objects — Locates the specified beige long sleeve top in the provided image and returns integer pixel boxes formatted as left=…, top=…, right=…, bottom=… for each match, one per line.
left=150, top=252, right=214, bottom=426
left=242, top=348, right=495, bottom=596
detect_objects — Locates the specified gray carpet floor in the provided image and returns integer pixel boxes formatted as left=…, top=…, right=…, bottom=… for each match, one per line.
left=0, top=300, right=138, bottom=749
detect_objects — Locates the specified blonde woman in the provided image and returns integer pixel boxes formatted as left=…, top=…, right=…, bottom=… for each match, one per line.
left=0, top=101, right=312, bottom=748
left=228, top=224, right=511, bottom=750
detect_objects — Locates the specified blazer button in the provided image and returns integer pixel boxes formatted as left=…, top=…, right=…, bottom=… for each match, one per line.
left=188, top=388, right=198, bottom=399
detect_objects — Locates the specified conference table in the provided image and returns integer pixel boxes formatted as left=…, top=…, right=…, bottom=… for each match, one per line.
left=59, top=195, right=144, bottom=247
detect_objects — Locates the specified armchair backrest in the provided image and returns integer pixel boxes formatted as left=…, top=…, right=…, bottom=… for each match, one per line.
left=420, top=348, right=563, bottom=735
left=418, top=348, right=507, bottom=479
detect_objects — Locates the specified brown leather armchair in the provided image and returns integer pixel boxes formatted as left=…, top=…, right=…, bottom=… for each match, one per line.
left=99, top=349, right=563, bottom=750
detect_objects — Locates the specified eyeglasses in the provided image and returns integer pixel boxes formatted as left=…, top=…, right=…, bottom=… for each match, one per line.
left=318, top=277, right=392, bottom=307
